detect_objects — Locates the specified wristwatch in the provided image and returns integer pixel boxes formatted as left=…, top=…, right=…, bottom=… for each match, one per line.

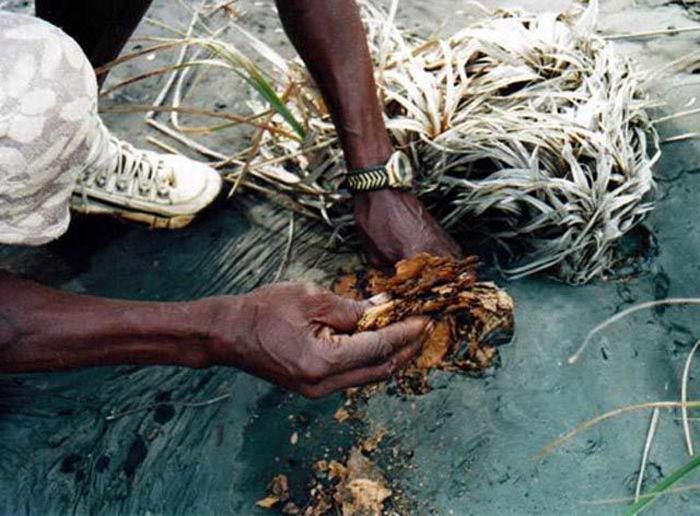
left=345, top=150, right=414, bottom=193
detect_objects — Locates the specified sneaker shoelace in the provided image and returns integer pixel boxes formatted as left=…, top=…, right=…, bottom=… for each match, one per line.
left=79, top=119, right=175, bottom=202
left=100, top=138, right=175, bottom=200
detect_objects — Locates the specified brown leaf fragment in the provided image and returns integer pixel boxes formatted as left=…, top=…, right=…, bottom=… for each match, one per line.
left=414, top=319, right=453, bottom=369
left=327, top=460, right=346, bottom=480
left=333, top=448, right=392, bottom=516
left=256, top=474, right=290, bottom=509
left=340, top=479, right=391, bottom=516
left=360, top=427, right=387, bottom=454
left=334, top=407, right=351, bottom=423
left=281, top=501, right=301, bottom=514
left=256, top=496, right=280, bottom=509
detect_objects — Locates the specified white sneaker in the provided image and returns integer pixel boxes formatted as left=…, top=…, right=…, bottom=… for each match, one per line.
left=71, top=132, right=222, bottom=229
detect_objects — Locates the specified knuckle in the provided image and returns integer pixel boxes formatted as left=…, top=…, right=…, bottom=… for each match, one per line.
left=300, top=357, right=330, bottom=383
left=299, top=385, right=319, bottom=399
left=375, top=333, right=393, bottom=358
left=299, top=281, right=322, bottom=296
left=376, top=362, right=395, bottom=380
left=348, top=299, right=366, bottom=320
left=387, top=358, right=400, bottom=376
left=397, top=324, right=409, bottom=345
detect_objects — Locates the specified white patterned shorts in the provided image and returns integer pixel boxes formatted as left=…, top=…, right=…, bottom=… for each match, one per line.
left=0, top=11, right=99, bottom=246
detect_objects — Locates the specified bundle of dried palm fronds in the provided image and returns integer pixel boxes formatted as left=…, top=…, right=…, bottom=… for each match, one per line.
left=133, top=0, right=659, bottom=283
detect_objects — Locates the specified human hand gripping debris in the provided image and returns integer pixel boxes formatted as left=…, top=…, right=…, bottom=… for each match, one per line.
left=205, top=282, right=430, bottom=398
left=0, top=274, right=427, bottom=397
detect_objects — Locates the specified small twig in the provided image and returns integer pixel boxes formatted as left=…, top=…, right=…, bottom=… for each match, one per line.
left=94, top=41, right=185, bottom=77
left=604, top=26, right=700, bottom=40
left=105, top=393, right=231, bottom=421
left=662, top=132, right=700, bottom=143
left=273, top=213, right=295, bottom=282
left=203, top=0, right=240, bottom=19
left=175, top=0, right=217, bottom=37
left=568, top=299, right=700, bottom=364
left=145, top=10, right=200, bottom=122
left=227, top=83, right=295, bottom=200
left=227, top=125, right=267, bottom=200
left=170, top=23, right=229, bottom=130
left=253, top=138, right=338, bottom=169
left=538, top=400, right=700, bottom=457
left=101, top=63, right=203, bottom=97
left=646, top=49, right=700, bottom=81
left=635, top=408, right=660, bottom=502
left=682, top=341, right=700, bottom=456
left=146, top=118, right=229, bottom=160
left=652, top=107, right=700, bottom=124
left=146, top=136, right=181, bottom=154
left=102, top=104, right=296, bottom=138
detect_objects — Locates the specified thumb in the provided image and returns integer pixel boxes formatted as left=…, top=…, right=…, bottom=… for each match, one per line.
left=313, top=295, right=367, bottom=332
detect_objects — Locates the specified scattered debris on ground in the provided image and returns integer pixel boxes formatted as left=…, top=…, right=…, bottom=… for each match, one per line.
left=259, top=445, right=394, bottom=516
left=256, top=474, right=291, bottom=510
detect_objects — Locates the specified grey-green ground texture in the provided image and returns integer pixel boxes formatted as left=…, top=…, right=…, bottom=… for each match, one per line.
left=2, top=0, right=700, bottom=514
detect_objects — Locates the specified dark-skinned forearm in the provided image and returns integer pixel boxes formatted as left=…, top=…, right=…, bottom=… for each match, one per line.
left=275, top=0, right=393, bottom=169
left=0, top=272, right=226, bottom=373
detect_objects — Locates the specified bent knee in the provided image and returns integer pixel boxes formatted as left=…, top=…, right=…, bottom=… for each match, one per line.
left=0, top=13, right=101, bottom=246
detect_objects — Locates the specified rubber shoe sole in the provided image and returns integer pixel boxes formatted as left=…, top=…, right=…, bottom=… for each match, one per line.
left=70, top=195, right=198, bottom=229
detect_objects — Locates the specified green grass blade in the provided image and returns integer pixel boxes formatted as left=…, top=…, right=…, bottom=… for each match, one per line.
left=626, top=455, right=700, bottom=515
left=193, top=39, right=306, bottom=139
left=240, top=65, right=306, bottom=139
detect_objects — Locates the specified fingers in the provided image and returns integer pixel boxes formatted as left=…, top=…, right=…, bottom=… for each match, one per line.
left=434, top=235, right=461, bottom=259
left=328, top=316, right=430, bottom=371
left=311, top=295, right=367, bottom=332
left=301, top=339, right=422, bottom=399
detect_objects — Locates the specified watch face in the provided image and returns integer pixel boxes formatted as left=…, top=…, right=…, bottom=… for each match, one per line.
left=388, top=151, right=413, bottom=187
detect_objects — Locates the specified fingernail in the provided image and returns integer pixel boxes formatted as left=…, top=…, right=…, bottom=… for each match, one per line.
left=426, top=320, right=435, bottom=333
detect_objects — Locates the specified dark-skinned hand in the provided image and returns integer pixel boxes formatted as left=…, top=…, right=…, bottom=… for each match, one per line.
left=353, top=189, right=460, bottom=268
left=206, top=282, right=429, bottom=398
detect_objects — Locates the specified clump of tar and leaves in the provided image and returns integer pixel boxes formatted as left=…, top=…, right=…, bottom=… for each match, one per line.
left=257, top=254, right=514, bottom=515
left=334, top=252, right=514, bottom=396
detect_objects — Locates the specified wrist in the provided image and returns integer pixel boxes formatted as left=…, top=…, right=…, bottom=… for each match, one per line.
left=353, top=187, right=406, bottom=206
left=195, top=294, right=252, bottom=369
left=343, top=134, right=393, bottom=170
left=144, top=300, right=218, bottom=369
